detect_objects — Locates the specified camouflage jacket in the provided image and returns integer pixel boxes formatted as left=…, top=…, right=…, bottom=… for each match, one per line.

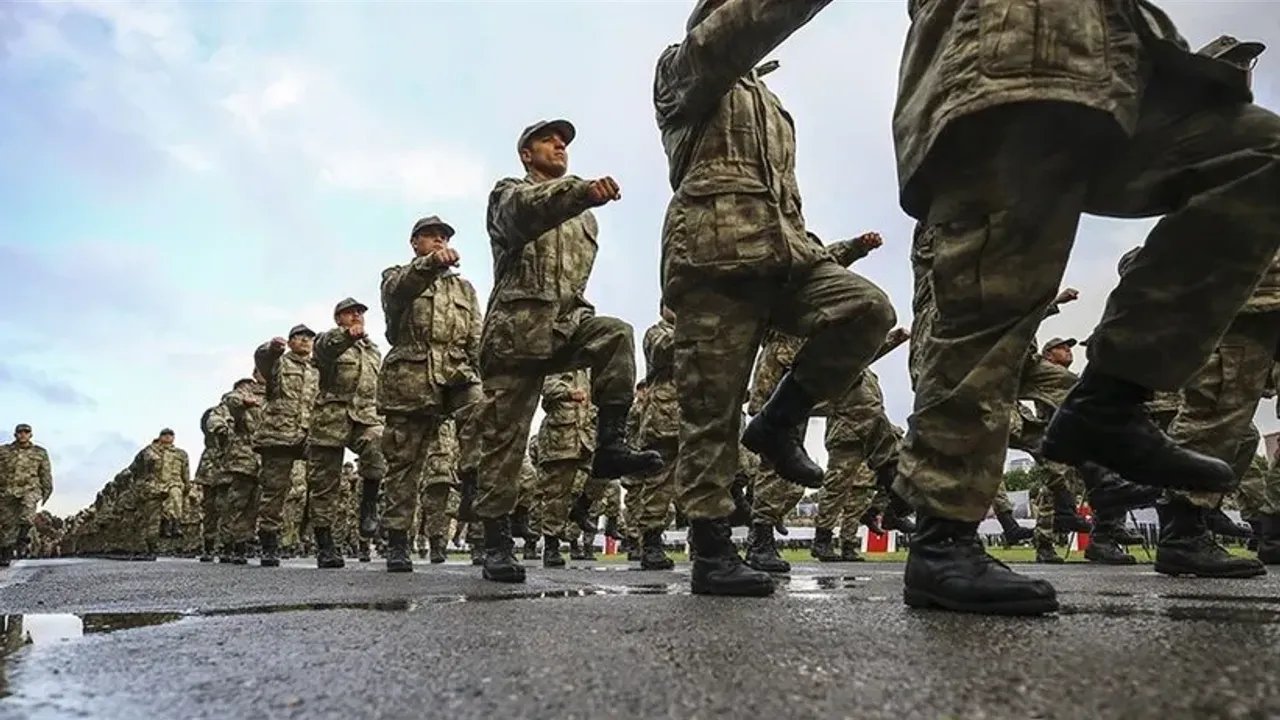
left=482, top=174, right=600, bottom=365
left=193, top=403, right=232, bottom=486
left=380, top=263, right=482, bottom=414
left=537, top=369, right=595, bottom=463
left=253, top=345, right=320, bottom=449
left=221, top=382, right=264, bottom=476
left=312, top=329, right=382, bottom=442
left=1243, top=251, right=1280, bottom=313
left=654, top=1, right=833, bottom=300
left=894, top=0, right=1253, bottom=218
left=0, top=442, right=52, bottom=502
left=129, top=442, right=190, bottom=494
left=639, top=319, right=679, bottom=445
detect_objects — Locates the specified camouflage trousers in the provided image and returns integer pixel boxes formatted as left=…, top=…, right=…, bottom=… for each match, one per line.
left=537, top=457, right=591, bottom=539
left=201, top=483, right=228, bottom=545
left=307, top=422, right=384, bottom=530
left=221, top=471, right=260, bottom=545
left=561, top=472, right=613, bottom=543
left=257, top=447, right=304, bottom=534
left=382, top=384, right=480, bottom=533
left=1169, top=311, right=1280, bottom=509
left=419, top=486, right=460, bottom=543
left=991, top=480, right=1014, bottom=516
left=620, top=476, right=645, bottom=540
left=670, top=259, right=894, bottom=520
left=0, top=495, right=34, bottom=548
left=897, top=98, right=1280, bottom=522
left=1033, top=479, right=1085, bottom=547
left=631, top=438, right=678, bottom=534
left=815, top=370, right=901, bottom=534
left=814, top=462, right=876, bottom=537
left=751, top=460, right=806, bottom=527
left=473, top=315, right=637, bottom=519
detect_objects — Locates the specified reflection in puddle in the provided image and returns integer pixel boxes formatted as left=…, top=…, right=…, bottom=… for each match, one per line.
left=1062, top=603, right=1280, bottom=624
left=783, top=576, right=864, bottom=592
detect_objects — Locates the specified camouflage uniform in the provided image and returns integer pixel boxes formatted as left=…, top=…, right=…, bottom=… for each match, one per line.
left=747, top=334, right=808, bottom=526
left=814, top=369, right=898, bottom=544
left=418, top=419, right=460, bottom=544
left=253, top=342, right=319, bottom=536
left=654, top=1, right=895, bottom=522
left=633, top=320, right=679, bottom=534
left=128, top=438, right=191, bottom=551
left=893, top=1, right=1280, bottom=523
left=472, top=172, right=639, bottom=519
left=194, top=404, right=232, bottom=551
left=309, top=328, right=386, bottom=531
left=0, top=438, right=52, bottom=552
left=379, top=255, right=483, bottom=534
left=282, top=460, right=308, bottom=553
left=220, top=383, right=264, bottom=546
left=536, top=370, right=596, bottom=539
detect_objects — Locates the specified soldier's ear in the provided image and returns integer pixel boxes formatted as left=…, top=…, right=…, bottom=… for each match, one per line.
left=518, top=147, right=533, bottom=168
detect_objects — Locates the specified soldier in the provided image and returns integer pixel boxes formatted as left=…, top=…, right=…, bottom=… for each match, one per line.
left=654, top=2, right=896, bottom=597
left=219, top=377, right=263, bottom=565
left=282, top=459, right=309, bottom=557
left=631, top=310, right=679, bottom=570
left=894, top=1, right=1280, bottom=614
left=128, top=429, right=191, bottom=560
left=379, top=216, right=483, bottom=572
left=309, top=298, right=387, bottom=569
left=418, top=419, right=460, bottom=564
left=253, top=324, right=320, bottom=568
left=470, top=119, right=661, bottom=583
left=194, top=403, right=232, bottom=562
left=0, top=424, right=52, bottom=565
left=535, top=370, right=596, bottom=567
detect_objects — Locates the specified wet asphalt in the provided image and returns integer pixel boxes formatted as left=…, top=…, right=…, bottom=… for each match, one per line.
left=1, top=556, right=1278, bottom=719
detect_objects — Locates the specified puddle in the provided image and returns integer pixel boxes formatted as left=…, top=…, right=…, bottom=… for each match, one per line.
left=200, top=600, right=416, bottom=616
left=1061, top=603, right=1280, bottom=624
left=783, top=576, right=864, bottom=592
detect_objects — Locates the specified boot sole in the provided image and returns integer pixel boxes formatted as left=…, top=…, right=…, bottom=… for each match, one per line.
left=903, top=588, right=1058, bottom=616
left=386, top=565, right=413, bottom=573
left=260, top=560, right=281, bottom=568
left=741, top=433, right=823, bottom=489
left=640, top=562, right=675, bottom=571
left=482, top=569, right=526, bottom=583
left=1153, top=562, right=1266, bottom=579
left=691, top=581, right=775, bottom=597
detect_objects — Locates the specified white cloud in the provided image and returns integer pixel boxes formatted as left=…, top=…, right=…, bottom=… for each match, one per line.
left=165, top=143, right=214, bottom=172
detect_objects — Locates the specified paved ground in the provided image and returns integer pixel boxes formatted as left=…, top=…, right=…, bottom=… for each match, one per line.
left=1, top=556, right=1279, bottom=719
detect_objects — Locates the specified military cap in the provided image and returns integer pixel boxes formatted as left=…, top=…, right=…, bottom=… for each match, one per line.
left=517, top=119, right=576, bottom=154
left=1198, top=35, right=1266, bottom=68
left=233, top=378, right=255, bottom=389
left=14, top=424, right=31, bottom=433
left=411, top=216, right=456, bottom=239
left=159, top=428, right=175, bottom=436
left=288, top=324, right=316, bottom=339
left=1042, top=337, right=1077, bottom=354
left=333, top=297, right=369, bottom=316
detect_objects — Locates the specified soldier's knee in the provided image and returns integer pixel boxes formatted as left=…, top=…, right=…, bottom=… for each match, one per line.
left=827, top=281, right=896, bottom=338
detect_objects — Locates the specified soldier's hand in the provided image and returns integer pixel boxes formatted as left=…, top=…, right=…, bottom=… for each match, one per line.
left=347, top=323, right=367, bottom=340
left=569, top=388, right=588, bottom=403
left=243, top=396, right=261, bottom=407
left=887, top=327, right=910, bottom=346
left=854, top=232, right=884, bottom=252
left=586, top=177, right=621, bottom=206
left=433, top=248, right=461, bottom=267
left=1056, top=287, right=1080, bottom=305
left=270, top=337, right=287, bottom=350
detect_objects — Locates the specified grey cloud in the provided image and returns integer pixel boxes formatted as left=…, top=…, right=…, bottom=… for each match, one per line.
left=0, top=361, right=95, bottom=408
left=45, top=431, right=138, bottom=516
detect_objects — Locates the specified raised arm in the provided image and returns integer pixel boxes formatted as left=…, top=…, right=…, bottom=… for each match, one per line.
left=487, top=176, right=597, bottom=251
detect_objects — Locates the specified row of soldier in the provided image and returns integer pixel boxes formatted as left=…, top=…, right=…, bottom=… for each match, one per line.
left=19, top=0, right=1280, bottom=617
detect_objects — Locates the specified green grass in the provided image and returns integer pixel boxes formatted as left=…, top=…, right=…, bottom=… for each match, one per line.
left=571, top=545, right=1257, bottom=565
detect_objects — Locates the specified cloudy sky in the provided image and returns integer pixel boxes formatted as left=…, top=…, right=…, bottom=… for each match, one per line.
left=3, top=1, right=1280, bottom=516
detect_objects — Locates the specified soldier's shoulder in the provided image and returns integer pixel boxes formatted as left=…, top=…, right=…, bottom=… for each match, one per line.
left=381, top=263, right=407, bottom=279
left=491, top=176, right=528, bottom=194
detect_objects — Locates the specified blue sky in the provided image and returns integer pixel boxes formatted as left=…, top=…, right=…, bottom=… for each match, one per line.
left=3, top=1, right=1280, bottom=515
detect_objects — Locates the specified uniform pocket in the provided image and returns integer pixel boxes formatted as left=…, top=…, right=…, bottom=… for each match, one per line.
left=979, top=0, right=1110, bottom=82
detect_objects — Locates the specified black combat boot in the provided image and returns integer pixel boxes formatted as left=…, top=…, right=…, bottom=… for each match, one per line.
left=882, top=492, right=917, bottom=534
left=1110, top=524, right=1148, bottom=547
left=860, top=507, right=886, bottom=535
left=457, top=470, right=479, bottom=522
left=603, top=515, right=622, bottom=541
left=996, top=511, right=1033, bottom=545
left=568, top=537, right=585, bottom=560
left=510, top=506, right=534, bottom=542
left=810, top=527, right=840, bottom=562
left=568, top=492, right=595, bottom=535
left=231, top=541, right=248, bottom=565
left=542, top=535, right=566, bottom=568
left=728, top=481, right=752, bottom=527
left=689, top=518, right=774, bottom=597
left=904, top=514, right=1057, bottom=615
left=0, top=547, right=10, bottom=568
left=1086, top=513, right=1138, bottom=565
left=625, top=536, right=643, bottom=562
left=522, top=538, right=540, bottom=561
left=745, top=522, right=790, bottom=573
left=429, top=535, right=448, bottom=564
left=839, top=535, right=865, bottom=562
left=1079, top=461, right=1162, bottom=514
left=1042, top=369, right=1235, bottom=493
left=198, top=540, right=215, bottom=563
left=357, top=539, right=372, bottom=563
left=1247, top=518, right=1261, bottom=552
left=482, top=516, right=526, bottom=583
left=1257, top=516, right=1280, bottom=564
left=674, top=508, right=690, bottom=531
left=385, top=530, right=413, bottom=573
left=313, top=527, right=345, bottom=569
left=640, top=529, right=674, bottom=570
left=218, top=542, right=234, bottom=564
left=1155, top=500, right=1265, bottom=578
left=1035, top=539, right=1064, bottom=564
left=593, top=404, right=664, bottom=478
left=358, top=478, right=381, bottom=538
left=259, top=530, right=281, bottom=568
left=580, top=534, right=598, bottom=561
left=1204, top=507, right=1253, bottom=539
left=470, top=544, right=485, bottom=566
left=1052, top=488, right=1094, bottom=534
left=742, top=374, right=822, bottom=488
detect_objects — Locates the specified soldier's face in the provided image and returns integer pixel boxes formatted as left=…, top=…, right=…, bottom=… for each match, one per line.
left=337, top=308, right=364, bottom=328
left=411, top=230, right=450, bottom=258
left=288, top=335, right=314, bottom=355
left=520, top=133, right=568, bottom=178
left=1047, top=346, right=1073, bottom=368
left=159, top=434, right=175, bottom=446
left=14, top=430, right=30, bottom=443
